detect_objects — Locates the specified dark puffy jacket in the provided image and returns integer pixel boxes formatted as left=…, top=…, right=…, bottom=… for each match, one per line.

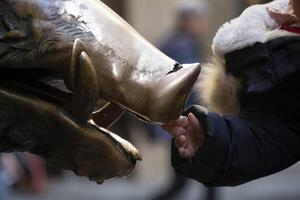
left=171, top=37, right=300, bottom=187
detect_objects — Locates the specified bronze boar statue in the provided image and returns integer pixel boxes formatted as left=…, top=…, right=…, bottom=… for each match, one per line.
left=0, top=0, right=201, bottom=183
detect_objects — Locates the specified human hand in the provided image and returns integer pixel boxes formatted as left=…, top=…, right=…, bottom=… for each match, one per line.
left=162, top=113, right=205, bottom=159
left=267, top=7, right=297, bottom=25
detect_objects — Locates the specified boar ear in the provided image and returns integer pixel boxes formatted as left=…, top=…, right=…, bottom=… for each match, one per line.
left=64, top=52, right=99, bottom=124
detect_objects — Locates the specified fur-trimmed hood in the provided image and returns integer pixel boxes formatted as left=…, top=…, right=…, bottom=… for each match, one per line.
left=197, top=0, right=300, bottom=116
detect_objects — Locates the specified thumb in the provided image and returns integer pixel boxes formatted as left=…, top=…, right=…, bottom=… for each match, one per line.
left=188, top=113, right=202, bottom=133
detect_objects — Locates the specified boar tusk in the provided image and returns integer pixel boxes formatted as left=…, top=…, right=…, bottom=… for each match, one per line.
left=63, top=52, right=99, bottom=124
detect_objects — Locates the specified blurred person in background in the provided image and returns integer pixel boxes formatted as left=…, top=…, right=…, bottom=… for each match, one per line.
left=150, top=0, right=209, bottom=199
left=160, top=0, right=208, bottom=66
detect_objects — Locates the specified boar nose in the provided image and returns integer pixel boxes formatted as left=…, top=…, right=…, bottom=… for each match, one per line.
left=149, top=63, right=201, bottom=123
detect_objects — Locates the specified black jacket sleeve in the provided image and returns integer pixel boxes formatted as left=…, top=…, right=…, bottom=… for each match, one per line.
left=171, top=39, right=300, bottom=187
left=171, top=103, right=300, bottom=187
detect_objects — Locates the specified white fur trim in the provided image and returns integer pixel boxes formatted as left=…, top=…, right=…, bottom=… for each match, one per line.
left=212, top=0, right=291, bottom=57
left=199, top=0, right=300, bottom=116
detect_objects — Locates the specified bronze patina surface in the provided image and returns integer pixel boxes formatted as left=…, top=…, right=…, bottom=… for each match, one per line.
left=0, top=0, right=200, bottom=183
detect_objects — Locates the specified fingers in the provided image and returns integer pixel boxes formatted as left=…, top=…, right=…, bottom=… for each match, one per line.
left=174, top=135, right=190, bottom=159
left=178, top=146, right=195, bottom=159
left=162, top=116, right=189, bottom=136
left=165, top=113, right=204, bottom=159
left=163, top=113, right=203, bottom=139
left=178, top=148, right=189, bottom=159
left=164, top=113, right=205, bottom=159
left=188, top=113, right=202, bottom=133
left=176, top=116, right=189, bottom=128
left=174, top=135, right=188, bottom=148
left=163, top=116, right=188, bottom=128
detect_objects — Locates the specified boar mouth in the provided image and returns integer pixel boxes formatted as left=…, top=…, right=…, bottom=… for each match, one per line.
left=0, top=67, right=141, bottom=173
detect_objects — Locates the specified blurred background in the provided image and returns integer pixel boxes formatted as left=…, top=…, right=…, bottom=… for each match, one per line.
left=1, top=0, right=300, bottom=200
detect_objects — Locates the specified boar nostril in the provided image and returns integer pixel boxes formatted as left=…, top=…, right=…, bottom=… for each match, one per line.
left=174, top=63, right=183, bottom=70
left=166, top=63, right=183, bottom=75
